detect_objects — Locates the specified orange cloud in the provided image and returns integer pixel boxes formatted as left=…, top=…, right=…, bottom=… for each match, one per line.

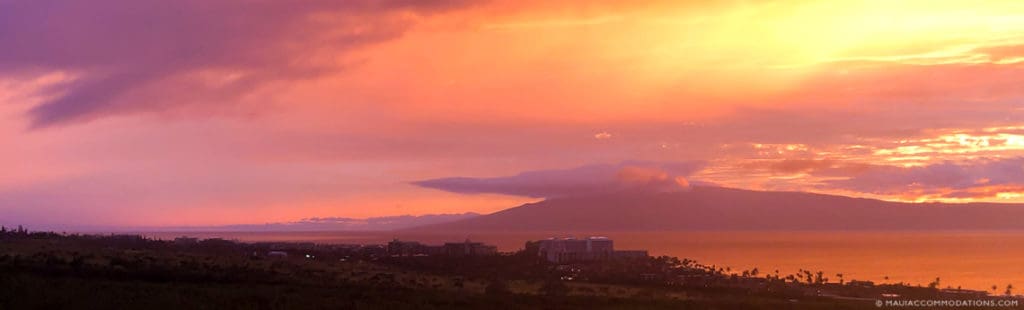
left=7, top=0, right=1024, bottom=227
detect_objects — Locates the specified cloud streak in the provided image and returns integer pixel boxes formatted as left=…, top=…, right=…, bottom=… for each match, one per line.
left=734, top=157, right=1024, bottom=200
left=823, top=158, right=1024, bottom=199
left=413, top=161, right=705, bottom=198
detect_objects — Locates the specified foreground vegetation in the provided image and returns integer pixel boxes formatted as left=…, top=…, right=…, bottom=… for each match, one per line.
left=0, top=227, right=1009, bottom=309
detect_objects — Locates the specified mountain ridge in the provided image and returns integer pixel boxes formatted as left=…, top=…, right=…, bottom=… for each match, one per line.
left=410, top=186, right=1024, bottom=231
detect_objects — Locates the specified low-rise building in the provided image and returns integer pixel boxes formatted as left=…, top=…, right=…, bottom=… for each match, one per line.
left=387, top=239, right=439, bottom=256
left=442, top=239, right=497, bottom=256
left=532, top=236, right=648, bottom=263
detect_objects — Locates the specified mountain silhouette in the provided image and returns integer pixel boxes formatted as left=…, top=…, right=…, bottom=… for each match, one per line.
left=412, top=186, right=1024, bottom=231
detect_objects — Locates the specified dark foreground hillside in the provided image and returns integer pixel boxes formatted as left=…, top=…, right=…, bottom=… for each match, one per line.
left=0, top=231, right=874, bottom=310
left=4, top=274, right=747, bottom=310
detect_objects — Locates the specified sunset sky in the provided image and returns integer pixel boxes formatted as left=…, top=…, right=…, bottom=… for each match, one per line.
left=3, top=0, right=1024, bottom=228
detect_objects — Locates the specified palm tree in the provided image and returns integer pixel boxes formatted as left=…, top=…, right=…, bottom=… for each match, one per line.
left=836, top=273, right=844, bottom=285
left=993, top=285, right=999, bottom=294
left=1005, top=284, right=1014, bottom=296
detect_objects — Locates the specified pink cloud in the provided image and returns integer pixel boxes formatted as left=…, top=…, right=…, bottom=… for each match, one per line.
left=0, top=0, right=473, bottom=128
left=6, top=1, right=1024, bottom=228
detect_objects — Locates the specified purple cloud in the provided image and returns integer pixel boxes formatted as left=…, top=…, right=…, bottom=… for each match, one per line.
left=0, top=0, right=473, bottom=128
left=740, top=157, right=1024, bottom=199
left=822, top=158, right=1024, bottom=196
left=412, top=161, right=707, bottom=198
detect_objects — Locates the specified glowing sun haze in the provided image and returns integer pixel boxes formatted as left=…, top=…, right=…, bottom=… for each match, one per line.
left=3, top=0, right=1024, bottom=228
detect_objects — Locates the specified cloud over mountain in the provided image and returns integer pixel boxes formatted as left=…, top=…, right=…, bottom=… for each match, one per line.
left=412, top=161, right=705, bottom=198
